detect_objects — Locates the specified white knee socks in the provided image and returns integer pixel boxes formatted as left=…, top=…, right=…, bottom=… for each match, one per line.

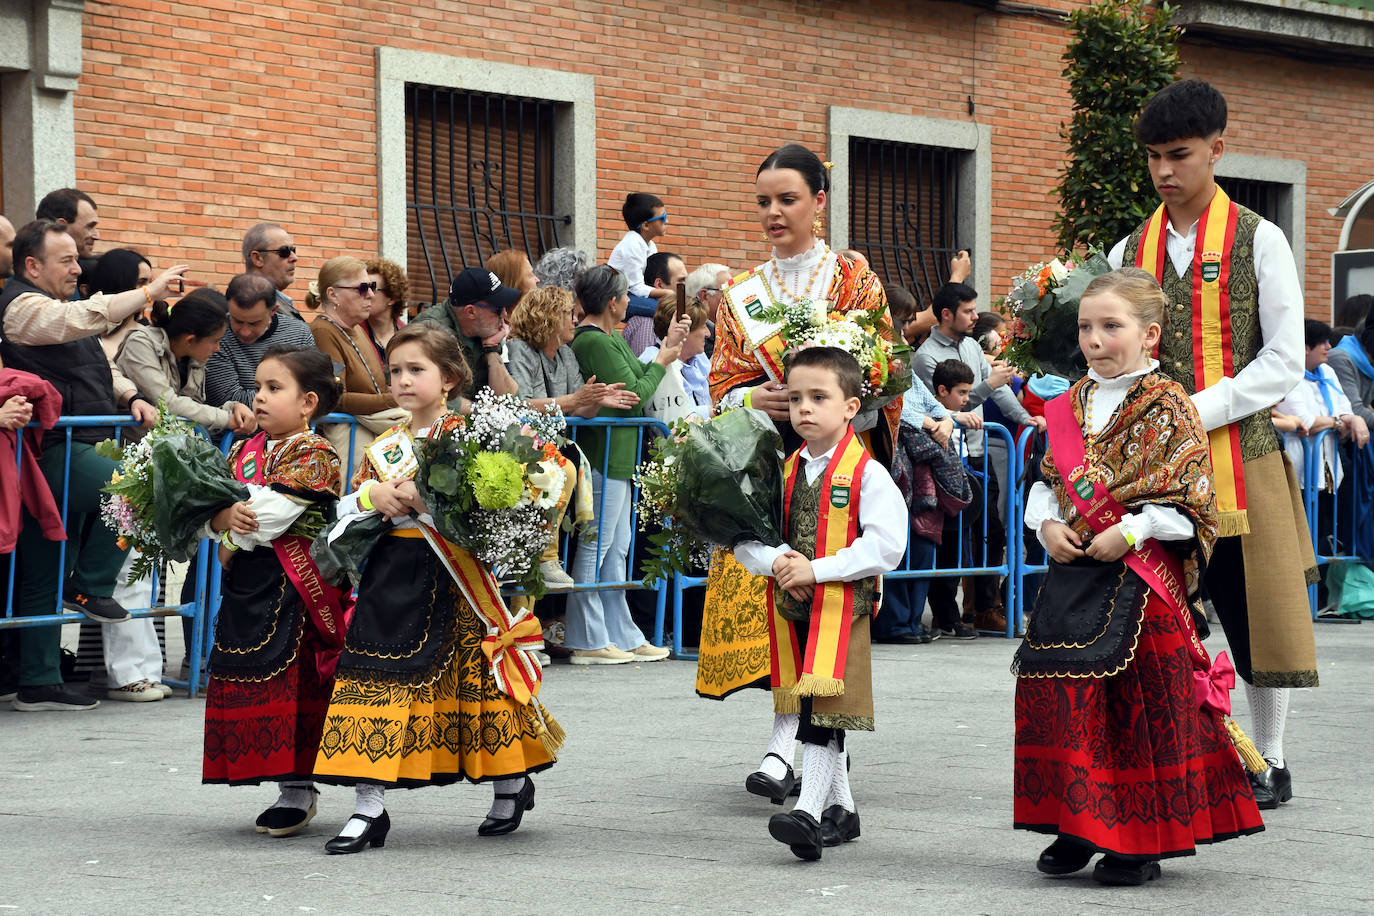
left=488, top=777, right=527, bottom=820
left=826, top=748, right=854, bottom=813
left=758, top=712, right=799, bottom=779
left=1244, top=683, right=1291, bottom=767
left=795, top=738, right=841, bottom=820
left=337, top=783, right=386, bottom=838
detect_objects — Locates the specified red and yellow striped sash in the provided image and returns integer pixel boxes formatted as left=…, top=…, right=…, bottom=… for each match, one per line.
left=768, top=426, right=870, bottom=698
left=1136, top=187, right=1248, bottom=534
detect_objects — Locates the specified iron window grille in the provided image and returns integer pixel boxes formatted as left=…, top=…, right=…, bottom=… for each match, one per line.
left=1219, top=177, right=1286, bottom=229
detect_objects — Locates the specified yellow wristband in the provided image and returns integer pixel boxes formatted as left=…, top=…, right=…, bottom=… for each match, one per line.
left=219, top=532, right=240, bottom=552
left=743, top=390, right=753, bottom=409
left=358, top=480, right=376, bottom=512
left=1120, top=527, right=1138, bottom=549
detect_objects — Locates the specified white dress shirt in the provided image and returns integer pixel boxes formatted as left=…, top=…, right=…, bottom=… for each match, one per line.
left=608, top=231, right=658, bottom=298
left=1024, top=361, right=1195, bottom=549
left=734, top=440, right=908, bottom=583
left=202, top=433, right=313, bottom=550
left=1276, top=363, right=1353, bottom=490
left=1109, top=212, right=1304, bottom=432
left=330, top=424, right=438, bottom=539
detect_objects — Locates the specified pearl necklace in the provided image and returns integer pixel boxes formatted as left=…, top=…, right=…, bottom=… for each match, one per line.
left=768, top=243, right=830, bottom=304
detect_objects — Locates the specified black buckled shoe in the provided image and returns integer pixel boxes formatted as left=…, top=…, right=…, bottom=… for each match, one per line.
left=477, top=777, right=535, bottom=836
left=1093, top=855, right=1161, bottom=886
left=745, top=753, right=796, bottom=805
left=1036, top=836, right=1095, bottom=875
left=325, top=810, right=390, bottom=854
left=256, top=789, right=319, bottom=838
left=819, top=804, right=860, bottom=847
left=1248, top=763, right=1292, bottom=810
left=768, top=810, right=823, bottom=861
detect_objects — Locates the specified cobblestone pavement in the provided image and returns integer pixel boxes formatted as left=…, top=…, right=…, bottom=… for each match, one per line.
left=3, top=621, right=1371, bottom=914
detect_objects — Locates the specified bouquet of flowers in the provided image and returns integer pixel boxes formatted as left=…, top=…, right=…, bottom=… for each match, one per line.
left=997, top=249, right=1112, bottom=380
left=412, top=390, right=572, bottom=598
left=757, top=299, right=912, bottom=411
left=97, top=408, right=249, bottom=582
left=635, top=407, right=784, bottom=585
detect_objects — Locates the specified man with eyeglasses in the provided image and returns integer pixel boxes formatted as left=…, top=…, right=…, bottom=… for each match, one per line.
left=205, top=272, right=317, bottom=409
left=685, top=261, right=731, bottom=359
left=413, top=266, right=521, bottom=410
left=241, top=223, right=303, bottom=321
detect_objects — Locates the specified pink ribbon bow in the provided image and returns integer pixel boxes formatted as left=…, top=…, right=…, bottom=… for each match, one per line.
left=1194, top=650, right=1236, bottom=716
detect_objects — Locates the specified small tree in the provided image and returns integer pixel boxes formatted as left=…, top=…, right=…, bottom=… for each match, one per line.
left=1055, top=0, right=1181, bottom=254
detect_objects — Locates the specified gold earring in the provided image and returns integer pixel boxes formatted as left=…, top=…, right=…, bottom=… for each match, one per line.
left=812, top=213, right=826, bottom=237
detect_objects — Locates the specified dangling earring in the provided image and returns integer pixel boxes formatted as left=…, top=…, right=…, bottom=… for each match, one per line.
left=812, top=211, right=826, bottom=238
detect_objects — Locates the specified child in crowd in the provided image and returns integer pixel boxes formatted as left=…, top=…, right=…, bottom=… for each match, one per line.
left=924, top=359, right=983, bottom=641
left=734, top=347, right=907, bottom=861
left=201, top=346, right=347, bottom=839
left=1017, top=268, right=1262, bottom=885
left=607, top=192, right=670, bottom=316
left=313, top=323, right=558, bottom=852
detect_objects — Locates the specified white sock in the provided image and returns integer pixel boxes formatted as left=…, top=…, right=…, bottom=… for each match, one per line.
left=758, top=712, right=799, bottom=779
left=826, top=748, right=854, bottom=813
left=337, top=783, right=386, bottom=839
left=1244, top=683, right=1291, bottom=767
left=795, top=739, right=840, bottom=820
left=275, top=781, right=315, bottom=811
left=488, top=777, right=526, bottom=820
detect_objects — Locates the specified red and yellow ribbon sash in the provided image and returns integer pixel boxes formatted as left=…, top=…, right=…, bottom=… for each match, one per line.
left=768, top=426, right=870, bottom=698
left=1135, top=187, right=1248, bottom=533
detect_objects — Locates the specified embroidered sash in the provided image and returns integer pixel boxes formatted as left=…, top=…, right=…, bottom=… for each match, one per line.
left=234, top=432, right=350, bottom=679
left=768, top=426, right=869, bottom=697
left=1135, top=187, right=1248, bottom=534
left=1043, top=393, right=1210, bottom=672
left=722, top=267, right=790, bottom=383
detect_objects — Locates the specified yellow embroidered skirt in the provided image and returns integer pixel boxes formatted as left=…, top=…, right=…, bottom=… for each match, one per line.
left=314, top=596, right=554, bottom=788
left=695, top=549, right=773, bottom=699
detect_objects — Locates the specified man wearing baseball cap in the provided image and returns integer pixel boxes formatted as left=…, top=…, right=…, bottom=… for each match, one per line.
left=413, top=266, right=521, bottom=409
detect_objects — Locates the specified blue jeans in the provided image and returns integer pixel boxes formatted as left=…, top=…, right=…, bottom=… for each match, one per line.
left=564, top=472, right=647, bottom=651
left=873, top=535, right=937, bottom=640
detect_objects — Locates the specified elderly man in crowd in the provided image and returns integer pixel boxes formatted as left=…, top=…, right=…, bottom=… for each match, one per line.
left=204, top=272, right=316, bottom=408
left=241, top=223, right=303, bottom=320
left=414, top=266, right=521, bottom=408
left=35, top=189, right=100, bottom=260
left=0, top=220, right=187, bottom=711
left=685, top=261, right=729, bottom=358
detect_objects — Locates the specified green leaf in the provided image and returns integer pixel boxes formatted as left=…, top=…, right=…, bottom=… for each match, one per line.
left=428, top=464, right=460, bottom=496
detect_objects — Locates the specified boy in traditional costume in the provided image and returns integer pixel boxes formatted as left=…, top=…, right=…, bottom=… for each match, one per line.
left=1017, top=268, right=1264, bottom=885
left=1107, top=79, right=1315, bottom=810
left=734, top=346, right=907, bottom=861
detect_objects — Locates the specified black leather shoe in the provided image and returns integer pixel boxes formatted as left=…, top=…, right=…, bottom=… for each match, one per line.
left=256, top=790, right=319, bottom=837
left=477, top=778, right=535, bottom=836
left=1093, top=855, right=1161, bottom=885
left=745, top=753, right=796, bottom=805
left=768, top=810, right=823, bottom=861
left=1036, top=836, right=1094, bottom=875
left=820, top=804, right=860, bottom=846
left=325, top=810, right=390, bottom=854
left=1248, top=763, right=1292, bottom=810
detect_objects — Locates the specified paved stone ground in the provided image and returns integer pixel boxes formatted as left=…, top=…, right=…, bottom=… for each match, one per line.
left=3, top=620, right=1372, bottom=915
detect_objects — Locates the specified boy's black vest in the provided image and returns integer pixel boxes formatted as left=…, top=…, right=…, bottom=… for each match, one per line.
left=0, top=277, right=122, bottom=446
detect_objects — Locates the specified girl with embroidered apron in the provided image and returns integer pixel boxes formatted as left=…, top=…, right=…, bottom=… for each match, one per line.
left=1016, top=269, right=1263, bottom=886
left=313, top=324, right=561, bottom=854
left=703, top=143, right=903, bottom=806
left=202, top=347, right=348, bottom=839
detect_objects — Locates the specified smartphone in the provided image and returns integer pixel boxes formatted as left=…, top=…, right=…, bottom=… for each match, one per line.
left=675, top=280, right=688, bottom=321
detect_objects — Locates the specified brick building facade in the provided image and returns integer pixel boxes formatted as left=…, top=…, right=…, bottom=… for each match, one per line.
left=2, top=0, right=1372, bottom=314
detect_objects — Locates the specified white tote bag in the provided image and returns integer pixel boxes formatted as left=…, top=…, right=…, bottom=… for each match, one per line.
left=642, top=361, right=695, bottom=425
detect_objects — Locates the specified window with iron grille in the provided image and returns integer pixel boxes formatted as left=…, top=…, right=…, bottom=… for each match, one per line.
left=405, top=85, right=571, bottom=308
left=1219, top=176, right=1287, bottom=232
left=848, top=138, right=965, bottom=307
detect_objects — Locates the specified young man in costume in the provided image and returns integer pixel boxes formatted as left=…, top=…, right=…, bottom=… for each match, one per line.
left=1108, top=78, right=1316, bottom=809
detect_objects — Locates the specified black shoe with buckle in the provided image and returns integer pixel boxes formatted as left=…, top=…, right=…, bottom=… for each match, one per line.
left=62, top=589, right=131, bottom=623
left=1248, top=762, right=1292, bottom=810
left=477, top=777, right=535, bottom=836
left=325, top=810, right=390, bottom=854
left=745, top=753, right=796, bottom=805
left=819, top=804, right=861, bottom=846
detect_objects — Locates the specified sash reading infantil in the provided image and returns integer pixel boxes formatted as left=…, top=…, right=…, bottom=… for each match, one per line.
left=1134, top=186, right=1248, bottom=534
left=768, top=426, right=870, bottom=698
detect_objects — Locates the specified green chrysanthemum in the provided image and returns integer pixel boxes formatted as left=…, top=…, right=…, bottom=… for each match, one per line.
left=467, top=450, right=524, bottom=510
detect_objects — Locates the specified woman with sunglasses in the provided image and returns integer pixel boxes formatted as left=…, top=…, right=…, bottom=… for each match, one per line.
left=307, top=257, right=399, bottom=464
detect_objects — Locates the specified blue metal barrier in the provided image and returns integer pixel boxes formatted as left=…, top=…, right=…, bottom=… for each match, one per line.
left=1287, top=429, right=1368, bottom=622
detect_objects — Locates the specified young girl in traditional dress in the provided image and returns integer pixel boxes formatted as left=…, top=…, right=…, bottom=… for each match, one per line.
left=313, top=323, right=559, bottom=854
left=1016, top=268, right=1263, bottom=885
left=202, top=346, right=347, bottom=838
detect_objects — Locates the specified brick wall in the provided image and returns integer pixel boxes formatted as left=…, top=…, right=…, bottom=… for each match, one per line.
left=74, top=0, right=1373, bottom=313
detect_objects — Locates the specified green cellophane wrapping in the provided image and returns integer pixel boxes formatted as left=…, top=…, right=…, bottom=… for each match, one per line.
left=674, top=407, right=784, bottom=549
left=150, top=433, right=249, bottom=561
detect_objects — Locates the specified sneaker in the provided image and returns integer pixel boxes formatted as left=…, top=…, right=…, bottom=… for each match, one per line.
left=542, top=619, right=566, bottom=648
left=539, top=561, right=575, bottom=589
left=150, top=680, right=174, bottom=698
left=569, top=645, right=636, bottom=666
left=631, top=643, right=670, bottom=662
left=934, top=623, right=978, bottom=641
left=62, top=589, right=131, bottom=623
left=974, top=610, right=1008, bottom=632
left=12, top=685, right=100, bottom=711
left=107, top=680, right=163, bottom=702
left=0, top=689, right=17, bottom=703
left=533, top=650, right=552, bottom=667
